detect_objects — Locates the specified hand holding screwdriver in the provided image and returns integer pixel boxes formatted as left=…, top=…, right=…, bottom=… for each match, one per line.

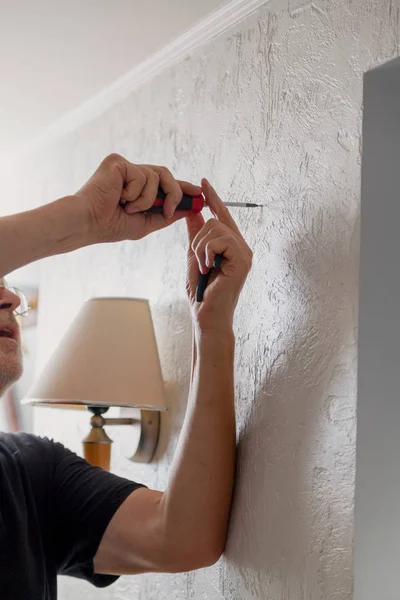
left=186, top=179, right=253, bottom=322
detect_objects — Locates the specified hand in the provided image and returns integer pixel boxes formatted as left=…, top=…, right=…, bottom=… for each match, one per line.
left=75, top=154, right=202, bottom=243
left=186, top=179, right=253, bottom=332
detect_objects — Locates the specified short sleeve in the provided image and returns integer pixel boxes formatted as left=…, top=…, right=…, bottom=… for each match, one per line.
left=48, top=441, right=144, bottom=587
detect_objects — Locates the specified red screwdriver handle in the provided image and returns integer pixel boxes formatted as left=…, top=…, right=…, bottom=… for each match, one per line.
left=119, top=187, right=204, bottom=213
left=149, top=188, right=204, bottom=213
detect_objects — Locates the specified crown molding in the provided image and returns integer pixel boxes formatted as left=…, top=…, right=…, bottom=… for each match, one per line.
left=15, top=0, right=269, bottom=159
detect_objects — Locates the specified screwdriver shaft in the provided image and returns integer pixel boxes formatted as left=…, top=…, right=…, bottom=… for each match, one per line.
left=223, top=202, right=261, bottom=208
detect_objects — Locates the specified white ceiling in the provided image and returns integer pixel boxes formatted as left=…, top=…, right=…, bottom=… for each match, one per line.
left=0, top=0, right=228, bottom=156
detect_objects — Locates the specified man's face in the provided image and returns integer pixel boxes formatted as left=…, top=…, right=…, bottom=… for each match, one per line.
left=0, top=278, right=23, bottom=396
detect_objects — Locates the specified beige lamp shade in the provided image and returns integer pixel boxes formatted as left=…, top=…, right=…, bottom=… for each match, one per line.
left=24, top=297, right=166, bottom=410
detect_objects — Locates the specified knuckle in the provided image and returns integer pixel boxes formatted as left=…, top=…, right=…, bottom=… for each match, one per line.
left=194, top=240, right=203, bottom=256
left=140, top=165, right=151, bottom=176
left=150, top=169, right=160, bottom=184
left=173, top=189, right=183, bottom=204
left=104, top=153, right=122, bottom=166
left=138, top=170, right=147, bottom=186
left=195, top=245, right=206, bottom=263
left=216, top=222, right=229, bottom=235
left=220, top=222, right=232, bottom=234
left=159, top=165, right=170, bottom=177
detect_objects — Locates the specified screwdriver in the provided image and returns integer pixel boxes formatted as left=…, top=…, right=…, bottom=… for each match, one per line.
left=196, top=254, right=224, bottom=302
left=119, top=187, right=261, bottom=213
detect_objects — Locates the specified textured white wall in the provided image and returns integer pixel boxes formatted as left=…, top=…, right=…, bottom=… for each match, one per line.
left=0, top=0, right=228, bottom=154
left=3, top=0, right=400, bottom=598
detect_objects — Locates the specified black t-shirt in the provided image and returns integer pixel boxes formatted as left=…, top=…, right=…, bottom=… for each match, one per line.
left=0, top=432, right=144, bottom=599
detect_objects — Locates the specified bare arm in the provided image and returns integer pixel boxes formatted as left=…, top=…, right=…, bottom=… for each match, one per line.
left=0, top=196, right=91, bottom=279
left=94, top=179, right=252, bottom=574
left=160, top=327, right=236, bottom=567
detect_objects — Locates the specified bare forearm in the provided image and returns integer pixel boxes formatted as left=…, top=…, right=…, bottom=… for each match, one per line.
left=161, top=328, right=236, bottom=565
left=0, top=196, right=92, bottom=278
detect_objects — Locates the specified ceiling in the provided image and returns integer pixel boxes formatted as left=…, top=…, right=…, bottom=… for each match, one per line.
left=0, top=0, right=228, bottom=157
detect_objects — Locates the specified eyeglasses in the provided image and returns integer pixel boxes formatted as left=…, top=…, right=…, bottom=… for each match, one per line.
left=0, top=283, right=31, bottom=317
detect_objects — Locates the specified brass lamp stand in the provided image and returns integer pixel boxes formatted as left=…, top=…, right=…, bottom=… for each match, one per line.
left=82, top=406, right=161, bottom=470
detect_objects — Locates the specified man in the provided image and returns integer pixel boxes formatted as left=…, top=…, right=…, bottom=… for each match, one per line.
left=0, top=154, right=252, bottom=598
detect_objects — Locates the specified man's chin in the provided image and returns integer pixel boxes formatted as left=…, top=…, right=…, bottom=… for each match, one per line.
left=0, top=354, right=23, bottom=395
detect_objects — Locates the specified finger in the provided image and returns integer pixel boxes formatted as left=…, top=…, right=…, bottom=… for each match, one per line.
left=97, top=155, right=148, bottom=201
left=142, top=165, right=183, bottom=219
left=191, top=218, right=219, bottom=252
left=132, top=210, right=187, bottom=239
left=205, top=244, right=218, bottom=271
left=194, top=235, right=234, bottom=283
left=191, top=218, right=229, bottom=257
left=123, top=167, right=159, bottom=214
left=185, top=214, right=207, bottom=294
left=193, top=227, right=215, bottom=274
left=120, top=167, right=147, bottom=204
left=186, top=212, right=206, bottom=246
left=203, top=236, right=237, bottom=275
left=177, top=180, right=203, bottom=196
left=201, top=178, right=242, bottom=237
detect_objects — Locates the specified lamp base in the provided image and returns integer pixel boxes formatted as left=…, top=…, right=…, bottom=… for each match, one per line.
left=83, top=440, right=112, bottom=471
left=83, top=407, right=160, bottom=470
left=82, top=407, right=112, bottom=470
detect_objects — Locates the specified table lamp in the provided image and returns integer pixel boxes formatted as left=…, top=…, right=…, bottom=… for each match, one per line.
left=23, top=297, right=166, bottom=471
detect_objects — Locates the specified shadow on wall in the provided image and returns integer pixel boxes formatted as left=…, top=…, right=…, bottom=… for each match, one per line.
left=225, top=201, right=358, bottom=585
left=150, top=299, right=193, bottom=464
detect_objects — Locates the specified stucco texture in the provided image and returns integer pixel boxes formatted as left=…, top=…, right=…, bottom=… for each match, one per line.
left=4, top=0, right=400, bottom=598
